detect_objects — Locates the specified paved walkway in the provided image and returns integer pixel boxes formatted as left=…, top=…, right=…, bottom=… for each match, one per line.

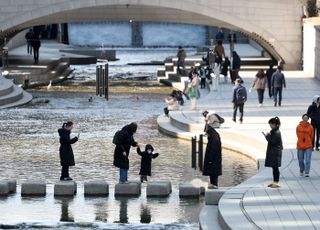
left=159, top=71, right=320, bottom=229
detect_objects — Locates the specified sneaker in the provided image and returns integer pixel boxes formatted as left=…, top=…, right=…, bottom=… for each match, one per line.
left=259, top=103, right=262, bottom=107
left=61, top=177, right=72, bottom=181
left=267, top=183, right=274, bottom=187
left=208, top=184, right=218, bottom=189
left=316, top=147, right=319, bottom=151
left=232, top=118, right=236, bottom=122
left=305, top=174, right=310, bottom=177
left=300, top=172, right=304, bottom=176
left=270, top=183, right=280, bottom=188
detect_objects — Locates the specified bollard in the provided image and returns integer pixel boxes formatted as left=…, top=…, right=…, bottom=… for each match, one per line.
left=198, top=134, right=203, bottom=171
left=104, top=63, right=109, bottom=100
left=191, top=136, right=197, bottom=169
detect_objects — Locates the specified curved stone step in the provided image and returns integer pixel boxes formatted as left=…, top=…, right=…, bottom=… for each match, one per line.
left=0, top=78, right=14, bottom=96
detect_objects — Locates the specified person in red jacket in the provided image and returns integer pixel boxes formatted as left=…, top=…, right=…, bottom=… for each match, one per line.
left=296, top=114, right=314, bottom=177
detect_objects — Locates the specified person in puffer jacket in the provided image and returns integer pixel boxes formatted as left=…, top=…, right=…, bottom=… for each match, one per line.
left=296, top=114, right=314, bottom=177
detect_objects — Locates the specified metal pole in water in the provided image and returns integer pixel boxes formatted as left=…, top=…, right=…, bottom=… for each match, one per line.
left=99, top=65, right=103, bottom=97
left=191, top=136, right=196, bottom=169
left=96, top=65, right=99, bottom=96
left=105, top=63, right=109, bottom=100
left=198, top=134, right=203, bottom=171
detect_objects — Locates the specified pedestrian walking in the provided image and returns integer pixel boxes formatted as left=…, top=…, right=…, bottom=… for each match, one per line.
left=176, top=46, right=186, bottom=76
left=25, top=29, right=34, bottom=55
left=31, top=34, right=41, bottom=64
left=250, top=69, right=268, bottom=106
left=266, top=64, right=275, bottom=98
left=137, top=144, right=159, bottom=182
left=213, top=40, right=225, bottom=64
left=232, top=78, right=247, bottom=123
left=263, top=116, right=283, bottom=188
left=215, top=28, right=224, bottom=43
left=199, top=65, right=207, bottom=89
left=203, top=125, right=222, bottom=189
left=221, top=57, right=230, bottom=83
left=58, top=121, right=79, bottom=181
left=271, top=66, right=286, bottom=107
left=231, top=51, right=241, bottom=83
left=307, top=95, right=320, bottom=151
left=112, top=122, right=138, bottom=183
left=189, top=70, right=200, bottom=110
left=296, top=114, right=314, bottom=177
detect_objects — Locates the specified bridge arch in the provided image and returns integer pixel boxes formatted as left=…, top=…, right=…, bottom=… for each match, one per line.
left=0, top=0, right=302, bottom=69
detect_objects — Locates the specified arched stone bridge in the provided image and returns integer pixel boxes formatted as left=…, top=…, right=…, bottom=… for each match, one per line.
left=0, top=0, right=303, bottom=69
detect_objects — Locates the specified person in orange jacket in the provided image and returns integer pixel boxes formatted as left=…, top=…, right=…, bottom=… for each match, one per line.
left=296, top=114, right=314, bottom=177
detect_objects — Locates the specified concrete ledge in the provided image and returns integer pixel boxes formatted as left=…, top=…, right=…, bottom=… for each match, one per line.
left=205, top=188, right=230, bottom=205
left=84, top=180, right=109, bottom=196
left=0, top=181, right=9, bottom=196
left=179, top=182, right=201, bottom=198
left=114, top=181, right=141, bottom=196
left=21, top=180, right=46, bottom=196
left=146, top=181, right=172, bottom=197
left=54, top=181, right=77, bottom=196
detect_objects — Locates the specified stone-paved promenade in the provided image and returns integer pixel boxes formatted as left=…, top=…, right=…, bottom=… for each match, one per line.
left=158, top=71, right=320, bottom=229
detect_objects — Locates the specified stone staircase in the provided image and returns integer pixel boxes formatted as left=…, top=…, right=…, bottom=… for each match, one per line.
left=0, top=75, right=32, bottom=109
left=157, top=55, right=276, bottom=90
left=5, top=57, right=73, bottom=88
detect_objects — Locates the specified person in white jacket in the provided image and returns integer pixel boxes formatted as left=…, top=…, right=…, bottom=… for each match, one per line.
left=164, top=95, right=180, bottom=116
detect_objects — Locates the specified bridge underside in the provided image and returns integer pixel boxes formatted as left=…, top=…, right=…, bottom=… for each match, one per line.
left=0, top=4, right=297, bottom=68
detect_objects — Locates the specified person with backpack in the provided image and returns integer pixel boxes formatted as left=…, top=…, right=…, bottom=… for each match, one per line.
left=113, top=122, right=138, bottom=183
left=232, top=78, right=247, bottom=123
left=136, top=144, right=159, bottom=182
left=202, top=110, right=225, bottom=131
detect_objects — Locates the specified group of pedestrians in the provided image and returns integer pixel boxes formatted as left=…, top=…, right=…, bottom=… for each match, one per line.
left=58, top=121, right=159, bottom=183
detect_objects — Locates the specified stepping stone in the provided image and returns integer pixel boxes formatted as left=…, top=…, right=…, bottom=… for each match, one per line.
left=54, top=181, right=77, bottom=196
left=205, top=187, right=229, bottom=205
left=114, top=181, right=141, bottom=196
left=4, top=179, right=17, bottom=193
left=21, top=180, right=46, bottom=196
left=146, top=181, right=172, bottom=197
left=84, top=180, right=109, bottom=196
left=0, top=181, right=9, bottom=196
left=179, top=182, right=201, bottom=198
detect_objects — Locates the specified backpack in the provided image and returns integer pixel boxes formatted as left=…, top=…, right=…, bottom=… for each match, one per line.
left=235, top=85, right=247, bottom=104
left=112, top=130, right=123, bottom=145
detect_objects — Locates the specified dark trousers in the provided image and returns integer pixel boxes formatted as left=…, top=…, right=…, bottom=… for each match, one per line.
left=272, top=167, right=280, bottom=182
left=257, top=89, right=265, bottom=104
left=200, top=78, right=206, bottom=88
left=33, top=48, right=39, bottom=63
left=273, top=87, right=282, bottom=106
left=61, top=166, right=69, bottom=180
left=233, top=103, right=244, bottom=121
left=210, top=175, right=218, bottom=186
left=27, top=42, right=32, bottom=54
left=177, top=61, right=185, bottom=75
left=312, top=123, right=320, bottom=149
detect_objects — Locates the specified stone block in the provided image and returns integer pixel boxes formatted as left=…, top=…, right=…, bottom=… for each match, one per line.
left=146, top=181, right=172, bottom=197
left=0, top=181, right=9, bottom=196
left=84, top=180, right=109, bottom=196
left=2, top=179, right=17, bottom=193
left=205, top=188, right=229, bottom=205
left=114, top=181, right=141, bottom=196
left=54, top=181, right=77, bottom=196
left=21, top=180, right=46, bottom=196
left=179, top=183, right=201, bottom=198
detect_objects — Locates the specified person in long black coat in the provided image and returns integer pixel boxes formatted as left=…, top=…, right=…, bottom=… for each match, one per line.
left=203, top=125, right=222, bottom=189
left=307, top=95, right=320, bottom=150
left=113, top=122, right=138, bottom=183
left=137, top=144, right=159, bottom=182
left=263, top=116, right=283, bottom=188
left=58, top=121, right=79, bottom=181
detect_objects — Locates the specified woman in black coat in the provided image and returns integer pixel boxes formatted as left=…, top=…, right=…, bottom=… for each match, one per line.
left=58, top=121, right=79, bottom=181
left=113, top=122, right=138, bottom=183
left=263, top=116, right=283, bottom=188
left=137, top=144, right=159, bottom=182
left=203, top=125, right=222, bottom=189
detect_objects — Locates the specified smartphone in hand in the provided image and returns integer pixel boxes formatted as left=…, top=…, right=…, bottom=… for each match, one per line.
left=262, top=132, right=266, bottom=136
